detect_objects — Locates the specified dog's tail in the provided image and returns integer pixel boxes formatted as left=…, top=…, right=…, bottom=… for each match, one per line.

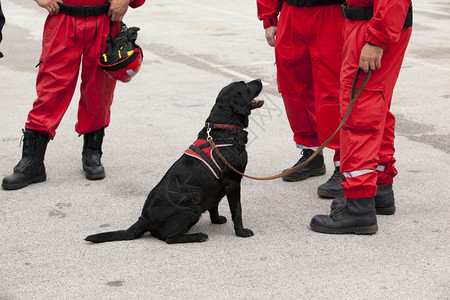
left=85, top=217, right=148, bottom=243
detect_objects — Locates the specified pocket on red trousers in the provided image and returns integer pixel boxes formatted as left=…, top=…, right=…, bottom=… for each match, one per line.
left=341, top=89, right=385, bottom=131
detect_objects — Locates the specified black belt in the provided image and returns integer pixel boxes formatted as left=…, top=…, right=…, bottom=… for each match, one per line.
left=341, top=3, right=413, bottom=28
left=285, top=0, right=342, bottom=7
left=57, top=2, right=110, bottom=17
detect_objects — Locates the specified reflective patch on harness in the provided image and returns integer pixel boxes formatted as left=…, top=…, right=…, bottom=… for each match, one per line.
left=184, top=139, right=232, bottom=179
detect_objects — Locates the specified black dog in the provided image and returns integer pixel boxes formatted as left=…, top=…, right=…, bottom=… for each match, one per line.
left=85, top=79, right=264, bottom=244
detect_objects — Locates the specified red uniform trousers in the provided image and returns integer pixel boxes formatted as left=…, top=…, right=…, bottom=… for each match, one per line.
left=340, top=20, right=412, bottom=198
left=275, top=3, right=343, bottom=162
left=25, top=0, right=118, bottom=140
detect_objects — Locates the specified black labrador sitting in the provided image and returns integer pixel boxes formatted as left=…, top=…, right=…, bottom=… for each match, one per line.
left=85, top=79, right=263, bottom=244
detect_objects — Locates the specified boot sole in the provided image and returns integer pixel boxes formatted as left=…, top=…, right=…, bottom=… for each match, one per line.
left=85, top=173, right=105, bottom=180
left=2, top=173, right=47, bottom=190
left=317, top=189, right=344, bottom=198
left=310, top=222, right=378, bottom=235
left=282, top=165, right=326, bottom=182
left=83, top=165, right=105, bottom=180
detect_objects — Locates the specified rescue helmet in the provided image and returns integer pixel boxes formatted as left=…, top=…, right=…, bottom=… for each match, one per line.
left=98, top=23, right=143, bottom=83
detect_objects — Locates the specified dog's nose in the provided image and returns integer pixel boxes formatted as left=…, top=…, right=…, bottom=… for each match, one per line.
left=249, top=79, right=262, bottom=85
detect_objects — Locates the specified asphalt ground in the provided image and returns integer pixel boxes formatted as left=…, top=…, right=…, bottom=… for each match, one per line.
left=0, top=1, right=449, bottom=299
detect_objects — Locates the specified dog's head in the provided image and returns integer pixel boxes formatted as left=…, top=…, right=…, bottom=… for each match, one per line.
left=206, top=79, right=264, bottom=128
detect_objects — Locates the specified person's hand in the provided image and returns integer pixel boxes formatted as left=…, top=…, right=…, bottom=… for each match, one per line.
left=35, top=0, right=61, bottom=15
left=359, top=42, right=384, bottom=73
left=264, top=26, right=277, bottom=47
left=108, top=0, right=131, bottom=22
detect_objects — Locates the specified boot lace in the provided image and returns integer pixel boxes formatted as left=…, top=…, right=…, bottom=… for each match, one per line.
left=294, top=149, right=313, bottom=166
left=327, top=167, right=342, bottom=184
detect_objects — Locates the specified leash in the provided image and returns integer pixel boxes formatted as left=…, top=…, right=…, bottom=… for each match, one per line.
left=207, top=68, right=372, bottom=180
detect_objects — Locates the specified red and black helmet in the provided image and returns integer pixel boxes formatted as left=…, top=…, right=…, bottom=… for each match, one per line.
left=98, top=23, right=143, bottom=83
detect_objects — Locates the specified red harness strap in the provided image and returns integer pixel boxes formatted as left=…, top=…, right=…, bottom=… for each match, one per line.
left=184, top=139, right=233, bottom=179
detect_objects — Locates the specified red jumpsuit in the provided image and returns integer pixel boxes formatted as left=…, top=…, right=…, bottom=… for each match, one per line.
left=25, top=0, right=145, bottom=140
left=257, top=0, right=344, bottom=162
left=340, top=0, right=412, bottom=198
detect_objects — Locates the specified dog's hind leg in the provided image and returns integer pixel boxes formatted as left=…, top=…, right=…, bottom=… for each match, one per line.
left=166, top=232, right=209, bottom=244
left=209, top=206, right=227, bottom=224
left=159, top=213, right=208, bottom=244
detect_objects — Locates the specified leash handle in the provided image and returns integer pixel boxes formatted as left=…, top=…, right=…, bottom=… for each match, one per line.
left=209, top=68, right=372, bottom=181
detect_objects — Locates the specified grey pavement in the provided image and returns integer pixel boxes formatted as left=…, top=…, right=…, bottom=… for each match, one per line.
left=0, top=1, right=449, bottom=299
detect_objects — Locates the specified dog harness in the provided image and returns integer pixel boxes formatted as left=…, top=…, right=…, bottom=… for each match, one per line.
left=184, top=139, right=233, bottom=179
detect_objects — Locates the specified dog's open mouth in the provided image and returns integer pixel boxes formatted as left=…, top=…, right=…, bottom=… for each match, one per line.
left=251, top=99, right=264, bottom=110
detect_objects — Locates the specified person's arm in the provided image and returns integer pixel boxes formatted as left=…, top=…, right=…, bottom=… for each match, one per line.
left=108, top=0, right=145, bottom=22
left=366, top=0, right=411, bottom=47
left=359, top=0, right=411, bottom=72
left=264, top=26, right=277, bottom=47
left=257, top=0, right=283, bottom=47
left=359, top=43, right=384, bottom=73
left=35, top=0, right=62, bottom=15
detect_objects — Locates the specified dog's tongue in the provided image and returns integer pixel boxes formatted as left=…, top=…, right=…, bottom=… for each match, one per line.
left=251, top=99, right=264, bottom=109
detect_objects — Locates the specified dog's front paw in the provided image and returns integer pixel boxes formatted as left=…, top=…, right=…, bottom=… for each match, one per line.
left=235, top=228, right=254, bottom=238
left=211, top=215, right=227, bottom=224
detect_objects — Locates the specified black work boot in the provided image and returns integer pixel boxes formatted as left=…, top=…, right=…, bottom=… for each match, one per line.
left=317, top=166, right=344, bottom=198
left=375, top=184, right=395, bottom=215
left=2, top=129, right=49, bottom=190
left=282, top=149, right=326, bottom=182
left=310, top=197, right=378, bottom=234
left=82, top=128, right=105, bottom=180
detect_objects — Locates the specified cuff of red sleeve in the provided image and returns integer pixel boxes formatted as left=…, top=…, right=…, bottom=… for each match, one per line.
left=129, top=0, right=145, bottom=9
left=263, top=18, right=278, bottom=29
left=365, top=31, right=387, bottom=48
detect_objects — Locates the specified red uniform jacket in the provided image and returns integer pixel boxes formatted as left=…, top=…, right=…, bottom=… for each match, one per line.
left=256, top=0, right=283, bottom=29
left=347, top=0, right=411, bottom=48
left=258, top=0, right=411, bottom=47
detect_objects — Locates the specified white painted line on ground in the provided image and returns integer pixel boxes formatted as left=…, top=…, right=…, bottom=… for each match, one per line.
left=177, top=0, right=256, bottom=21
left=178, top=50, right=272, bottom=86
